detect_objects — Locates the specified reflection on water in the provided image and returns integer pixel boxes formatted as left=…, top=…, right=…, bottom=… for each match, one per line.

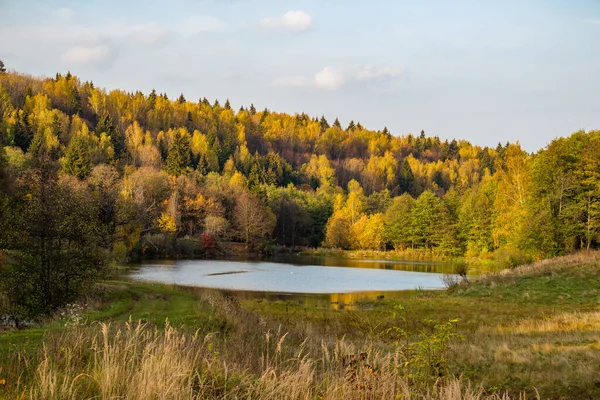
left=268, top=255, right=455, bottom=274
left=129, top=257, right=454, bottom=310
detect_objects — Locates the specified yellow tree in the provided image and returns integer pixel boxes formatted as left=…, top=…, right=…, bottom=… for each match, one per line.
left=492, top=143, right=531, bottom=250
left=352, top=213, right=386, bottom=250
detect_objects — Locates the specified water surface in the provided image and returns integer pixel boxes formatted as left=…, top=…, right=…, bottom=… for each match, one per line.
left=130, top=258, right=451, bottom=294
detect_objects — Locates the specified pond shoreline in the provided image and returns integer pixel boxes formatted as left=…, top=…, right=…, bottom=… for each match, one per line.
left=125, top=258, right=454, bottom=306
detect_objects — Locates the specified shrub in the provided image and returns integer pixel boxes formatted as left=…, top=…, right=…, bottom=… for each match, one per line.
left=493, top=246, right=532, bottom=270
left=176, top=237, right=203, bottom=258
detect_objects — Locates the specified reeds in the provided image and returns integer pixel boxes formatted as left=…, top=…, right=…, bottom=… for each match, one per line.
left=8, top=319, right=521, bottom=400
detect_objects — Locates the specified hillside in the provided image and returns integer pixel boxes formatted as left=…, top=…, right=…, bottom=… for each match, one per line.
left=1, top=68, right=600, bottom=318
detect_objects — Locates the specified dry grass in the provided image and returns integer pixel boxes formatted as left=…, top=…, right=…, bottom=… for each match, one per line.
left=478, top=251, right=600, bottom=282
left=7, top=252, right=600, bottom=399
left=494, top=311, right=600, bottom=334
left=8, top=320, right=520, bottom=400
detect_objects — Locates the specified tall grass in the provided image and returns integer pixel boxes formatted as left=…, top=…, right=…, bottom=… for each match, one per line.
left=12, top=320, right=518, bottom=400
left=479, top=250, right=600, bottom=282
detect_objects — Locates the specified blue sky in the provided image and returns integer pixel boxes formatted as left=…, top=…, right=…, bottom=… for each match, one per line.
left=0, top=0, right=598, bottom=152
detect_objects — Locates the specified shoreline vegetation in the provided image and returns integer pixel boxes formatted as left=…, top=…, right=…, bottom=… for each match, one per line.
left=1, top=252, right=600, bottom=399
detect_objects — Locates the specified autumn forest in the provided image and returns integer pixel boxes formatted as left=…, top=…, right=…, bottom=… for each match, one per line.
left=0, top=65, right=599, bottom=316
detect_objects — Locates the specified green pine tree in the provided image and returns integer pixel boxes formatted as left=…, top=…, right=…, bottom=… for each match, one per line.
left=149, top=89, right=157, bottom=108
left=63, top=135, right=91, bottom=179
left=166, top=130, right=191, bottom=176
left=319, top=115, right=329, bottom=132
left=13, top=110, right=33, bottom=151
left=398, top=158, right=415, bottom=195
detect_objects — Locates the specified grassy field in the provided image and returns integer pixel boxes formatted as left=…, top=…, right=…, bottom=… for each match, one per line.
left=1, top=252, right=599, bottom=399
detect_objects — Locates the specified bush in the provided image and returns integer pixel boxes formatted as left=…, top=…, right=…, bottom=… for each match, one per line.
left=442, top=274, right=461, bottom=289
left=176, top=237, right=203, bottom=258
left=452, top=261, right=470, bottom=278
left=493, top=246, right=532, bottom=270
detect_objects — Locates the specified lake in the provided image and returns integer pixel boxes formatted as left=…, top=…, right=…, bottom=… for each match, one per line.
left=129, top=256, right=455, bottom=309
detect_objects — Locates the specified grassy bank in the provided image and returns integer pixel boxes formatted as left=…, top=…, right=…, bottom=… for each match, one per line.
left=299, top=248, right=501, bottom=273
left=1, top=252, right=600, bottom=399
left=301, top=247, right=456, bottom=262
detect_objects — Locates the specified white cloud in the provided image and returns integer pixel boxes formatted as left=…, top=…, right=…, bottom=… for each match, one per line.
left=180, top=15, right=228, bottom=35
left=51, top=8, right=74, bottom=19
left=275, top=65, right=403, bottom=90
left=261, top=10, right=312, bottom=33
left=314, top=67, right=346, bottom=90
left=62, top=44, right=111, bottom=65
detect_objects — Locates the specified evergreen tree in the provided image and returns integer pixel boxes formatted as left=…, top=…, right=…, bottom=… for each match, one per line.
left=495, top=142, right=505, bottom=158
left=13, top=110, right=33, bottom=152
left=333, top=118, right=341, bottom=128
left=178, top=93, right=186, bottom=104
left=398, top=158, right=415, bottom=195
left=51, top=114, right=62, bottom=140
left=248, top=159, right=264, bottom=189
left=186, top=111, right=194, bottom=131
left=68, top=85, right=82, bottom=115
left=63, top=134, right=91, bottom=179
left=0, top=59, right=5, bottom=73
left=319, top=115, right=330, bottom=132
left=149, top=89, right=157, bottom=108
left=448, top=139, right=459, bottom=159
left=212, top=139, right=226, bottom=171
left=224, top=99, right=231, bottom=110
left=95, top=112, right=114, bottom=137
left=260, top=108, right=269, bottom=124
left=197, top=154, right=209, bottom=175
left=347, top=120, right=356, bottom=131
left=166, top=130, right=191, bottom=176
left=249, top=103, right=257, bottom=115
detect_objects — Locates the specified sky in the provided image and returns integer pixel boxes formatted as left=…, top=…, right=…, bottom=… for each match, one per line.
left=0, top=0, right=599, bottom=152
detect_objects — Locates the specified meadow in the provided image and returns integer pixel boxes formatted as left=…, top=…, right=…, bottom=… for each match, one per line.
left=1, top=252, right=599, bottom=399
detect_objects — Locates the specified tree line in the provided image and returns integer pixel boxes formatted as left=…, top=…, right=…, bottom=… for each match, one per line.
left=0, top=65, right=599, bottom=316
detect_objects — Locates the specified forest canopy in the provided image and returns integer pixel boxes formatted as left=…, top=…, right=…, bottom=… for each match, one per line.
left=1, top=67, right=599, bottom=315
